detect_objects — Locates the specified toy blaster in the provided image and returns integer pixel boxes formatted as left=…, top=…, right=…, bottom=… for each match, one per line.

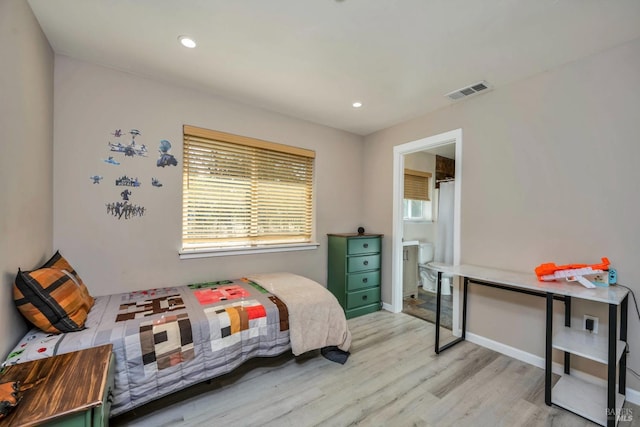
left=534, top=257, right=610, bottom=288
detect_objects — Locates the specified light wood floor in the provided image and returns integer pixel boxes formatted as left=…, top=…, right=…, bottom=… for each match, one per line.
left=112, top=310, right=639, bottom=427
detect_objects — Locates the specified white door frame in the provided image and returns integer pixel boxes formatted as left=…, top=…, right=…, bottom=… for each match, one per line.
left=390, top=129, right=463, bottom=333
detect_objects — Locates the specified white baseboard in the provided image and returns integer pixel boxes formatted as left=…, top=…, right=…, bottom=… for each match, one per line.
left=627, top=388, right=640, bottom=406
left=382, top=302, right=396, bottom=313
left=466, top=332, right=640, bottom=406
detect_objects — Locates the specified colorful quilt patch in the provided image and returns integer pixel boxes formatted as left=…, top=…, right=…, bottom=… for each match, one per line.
left=245, top=280, right=269, bottom=293
left=140, top=313, right=194, bottom=370
left=193, top=285, right=250, bottom=305
left=269, top=295, right=289, bottom=331
left=122, top=287, right=179, bottom=300
left=204, top=299, right=267, bottom=350
left=5, top=331, right=67, bottom=365
left=188, top=280, right=233, bottom=289
left=116, top=294, right=185, bottom=322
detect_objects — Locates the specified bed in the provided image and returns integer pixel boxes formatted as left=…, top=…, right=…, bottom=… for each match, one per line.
left=5, top=268, right=351, bottom=416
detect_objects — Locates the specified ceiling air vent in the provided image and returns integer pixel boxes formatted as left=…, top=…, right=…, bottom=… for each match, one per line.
left=445, top=80, right=491, bottom=101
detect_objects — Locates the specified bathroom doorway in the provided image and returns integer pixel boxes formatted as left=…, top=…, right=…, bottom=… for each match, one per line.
left=391, top=129, right=462, bottom=335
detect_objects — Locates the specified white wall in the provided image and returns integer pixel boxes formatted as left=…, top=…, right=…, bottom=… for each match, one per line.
left=53, top=56, right=364, bottom=296
left=0, top=0, right=54, bottom=359
left=363, top=38, right=640, bottom=389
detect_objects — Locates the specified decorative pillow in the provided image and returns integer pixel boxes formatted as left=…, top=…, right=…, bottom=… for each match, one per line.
left=13, top=252, right=94, bottom=333
left=41, top=251, right=94, bottom=309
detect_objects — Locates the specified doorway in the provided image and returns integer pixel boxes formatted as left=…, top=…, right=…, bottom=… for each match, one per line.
left=391, top=129, right=462, bottom=335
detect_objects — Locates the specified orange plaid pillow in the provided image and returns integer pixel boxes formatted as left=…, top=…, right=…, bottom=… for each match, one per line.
left=13, top=252, right=94, bottom=333
left=41, top=252, right=94, bottom=309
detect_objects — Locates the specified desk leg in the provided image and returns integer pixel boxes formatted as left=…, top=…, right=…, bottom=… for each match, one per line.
left=607, top=303, right=617, bottom=427
left=564, top=296, right=571, bottom=375
left=434, top=274, right=466, bottom=354
left=461, top=277, right=468, bottom=340
left=435, top=271, right=442, bottom=354
left=545, top=293, right=553, bottom=406
left=620, top=295, right=628, bottom=395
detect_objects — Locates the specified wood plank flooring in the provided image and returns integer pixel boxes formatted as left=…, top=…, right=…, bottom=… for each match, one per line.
left=111, top=311, right=639, bottom=427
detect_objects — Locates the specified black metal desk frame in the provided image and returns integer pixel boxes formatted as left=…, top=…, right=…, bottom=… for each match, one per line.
left=434, top=271, right=629, bottom=427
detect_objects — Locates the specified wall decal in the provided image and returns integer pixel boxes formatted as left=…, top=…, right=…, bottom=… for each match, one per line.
left=103, top=156, right=120, bottom=166
left=97, top=127, right=164, bottom=220
left=157, top=139, right=178, bottom=167
left=115, top=175, right=141, bottom=187
left=106, top=201, right=146, bottom=219
left=108, top=128, right=148, bottom=158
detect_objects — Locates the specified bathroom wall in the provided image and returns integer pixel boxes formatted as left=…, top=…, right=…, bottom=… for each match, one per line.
left=402, top=151, right=436, bottom=244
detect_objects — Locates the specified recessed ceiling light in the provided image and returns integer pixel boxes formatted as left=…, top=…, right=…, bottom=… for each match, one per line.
left=352, top=101, right=363, bottom=108
left=178, top=36, right=196, bottom=48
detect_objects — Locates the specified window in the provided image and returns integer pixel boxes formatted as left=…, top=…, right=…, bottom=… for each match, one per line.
left=181, top=125, right=315, bottom=255
left=403, top=168, right=432, bottom=221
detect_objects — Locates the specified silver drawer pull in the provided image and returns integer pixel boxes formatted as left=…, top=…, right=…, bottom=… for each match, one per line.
left=363, top=243, right=369, bottom=248
left=363, top=278, right=368, bottom=283
left=362, top=295, right=368, bottom=300
left=363, top=260, right=369, bottom=266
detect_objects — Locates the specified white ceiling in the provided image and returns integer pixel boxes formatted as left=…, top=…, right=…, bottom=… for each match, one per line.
left=28, top=0, right=640, bottom=136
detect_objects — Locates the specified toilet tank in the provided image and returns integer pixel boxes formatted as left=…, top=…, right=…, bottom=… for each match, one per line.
left=418, top=242, right=434, bottom=264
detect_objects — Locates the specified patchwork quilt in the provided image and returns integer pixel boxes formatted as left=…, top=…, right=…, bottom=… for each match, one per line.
left=4, top=278, right=291, bottom=416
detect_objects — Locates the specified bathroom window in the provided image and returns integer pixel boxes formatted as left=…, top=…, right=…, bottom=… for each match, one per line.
left=403, top=199, right=432, bottom=221
left=403, top=169, right=432, bottom=221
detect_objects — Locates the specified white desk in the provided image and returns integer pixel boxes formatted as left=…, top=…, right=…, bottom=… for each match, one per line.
left=429, top=262, right=629, bottom=427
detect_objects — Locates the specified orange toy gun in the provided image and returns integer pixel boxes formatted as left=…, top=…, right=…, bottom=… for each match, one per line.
left=535, top=257, right=610, bottom=289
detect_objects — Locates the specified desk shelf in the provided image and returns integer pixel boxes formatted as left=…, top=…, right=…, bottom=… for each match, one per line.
left=552, top=375, right=625, bottom=426
left=549, top=307, right=628, bottom=427
left=553, top=327, right=626, bottom=364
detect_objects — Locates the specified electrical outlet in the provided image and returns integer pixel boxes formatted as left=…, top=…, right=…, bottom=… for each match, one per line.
left=583, top=315, right=599, bottom=334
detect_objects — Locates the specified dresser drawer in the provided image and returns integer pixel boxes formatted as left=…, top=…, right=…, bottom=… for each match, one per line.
left=347, top=238, right=380, bottom=255
left=345, top=303, right=380, bottom=319
left=347, top=271, right=380, bottom=291
left=348, top=254, right=380, bottom=273
left=347, top=288, right=380, bottom=309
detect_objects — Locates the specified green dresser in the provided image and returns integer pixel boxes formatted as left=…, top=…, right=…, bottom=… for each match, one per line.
left=327, top=233, right=383, bottom=319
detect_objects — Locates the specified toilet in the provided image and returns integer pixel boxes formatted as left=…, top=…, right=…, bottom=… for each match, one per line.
left=418, top=242, right=434, bottom=267
left=418, top=242, right=452, bottom=295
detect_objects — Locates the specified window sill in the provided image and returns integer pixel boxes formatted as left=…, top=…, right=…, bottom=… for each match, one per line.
left=179, top=242, right=320, bottom=259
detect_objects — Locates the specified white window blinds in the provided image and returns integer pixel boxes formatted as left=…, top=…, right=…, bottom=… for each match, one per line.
left=404, top=169, right=431, bottom=201
left=182, top=125, right=315, bottom=251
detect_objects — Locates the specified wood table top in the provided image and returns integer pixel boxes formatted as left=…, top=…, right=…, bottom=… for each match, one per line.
left=0, top=344, right=112, bottom=427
